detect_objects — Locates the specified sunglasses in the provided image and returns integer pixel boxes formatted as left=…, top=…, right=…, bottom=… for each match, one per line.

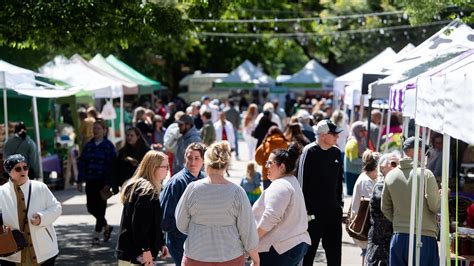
left=14, top=165, right=29, bottom=172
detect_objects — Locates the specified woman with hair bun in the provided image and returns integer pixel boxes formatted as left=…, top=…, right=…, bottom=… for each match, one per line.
left=350, top=149, right=381, bottom=265
left=252, top=143, right=311, bottom=266
left=175, top=141, right=260, bottom=266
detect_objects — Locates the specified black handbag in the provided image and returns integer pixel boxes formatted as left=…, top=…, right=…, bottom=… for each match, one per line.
left=0, top=182, right=31, bottom=257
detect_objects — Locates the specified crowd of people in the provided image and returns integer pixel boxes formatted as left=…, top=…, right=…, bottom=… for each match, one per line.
left=0, top=92, right=452, bottom=266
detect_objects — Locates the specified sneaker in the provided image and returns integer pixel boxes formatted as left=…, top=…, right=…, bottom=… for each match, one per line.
left=103, top=226, right=113, bottom=242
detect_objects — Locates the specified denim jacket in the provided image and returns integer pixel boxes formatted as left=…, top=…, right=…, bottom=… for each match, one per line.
left=160, top=168, right=204, bottom=233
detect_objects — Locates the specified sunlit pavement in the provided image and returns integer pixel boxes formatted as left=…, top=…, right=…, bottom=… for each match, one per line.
left=53, top=139, right=361, bottom=265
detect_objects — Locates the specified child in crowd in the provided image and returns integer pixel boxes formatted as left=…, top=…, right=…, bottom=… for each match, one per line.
left=240, top=161, right=262, bottom=205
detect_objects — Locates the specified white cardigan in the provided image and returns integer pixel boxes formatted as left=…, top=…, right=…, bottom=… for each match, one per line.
left=0, top=179, right=62, bottom=264
left=213, top=120, right=236, bottom=149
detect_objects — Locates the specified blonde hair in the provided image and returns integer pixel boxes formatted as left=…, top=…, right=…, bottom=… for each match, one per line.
left=120, top=150, right=168, bottom=204
left=362, top=149, right=381, bottom=172
left=246, top=161, right=257, bottom=182
left=204, top=141, right=231, bottom=170
left=244, top=104, right=258, bottom=127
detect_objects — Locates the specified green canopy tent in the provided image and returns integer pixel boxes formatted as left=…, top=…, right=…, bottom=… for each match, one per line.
left=105, top=55, right=162, bottom=96
left=89, top=54, right=139, bottom=95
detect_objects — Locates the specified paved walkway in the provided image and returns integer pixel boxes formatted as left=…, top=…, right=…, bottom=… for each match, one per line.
left=52, top=140, right=362, bottom=265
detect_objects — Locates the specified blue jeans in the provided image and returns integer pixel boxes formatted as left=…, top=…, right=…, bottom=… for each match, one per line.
left=165, top=231, right=187, bottom=266
left=344, top=172, right=358, bottom=196
left=234, top=127, right=239, bottom=158
left=260, top=242, right=309, bottom=266
left=390, top=232, right=439, bottom=266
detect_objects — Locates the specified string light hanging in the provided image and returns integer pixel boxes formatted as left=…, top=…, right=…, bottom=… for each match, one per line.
left=195, top=20, right=450, bottom=39
left=189, top=10, right=406, bottom=23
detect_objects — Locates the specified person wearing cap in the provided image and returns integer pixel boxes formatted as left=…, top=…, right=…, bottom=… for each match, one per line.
left=297, top=119, right=344, bottom=266
left=3, top=121, right=40, bottom=180
left=190, top=101, right=203, bottom=130
left=200, top=96, right=219, bottom=123
left=381, top=136, right=440, bottom=266
left=0, top=154, right=62, bottom=265
left=173, top=114, right=202, bottom=175
left=255, top=102, right=283, bottom=131
left=297, top=110, right=316, bottom=143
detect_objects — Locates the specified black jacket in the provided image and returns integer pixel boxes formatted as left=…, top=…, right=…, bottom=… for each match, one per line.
left=297, top=143, right=344, bottom=219
left=252, top=119, right=277, bottom=149
left=116, top=183, right=165, bottom=263
left=112, top=145, right=150, bottom=193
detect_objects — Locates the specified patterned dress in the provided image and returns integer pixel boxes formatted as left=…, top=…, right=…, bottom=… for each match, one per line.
left=365, top=179, right=393, bottom=266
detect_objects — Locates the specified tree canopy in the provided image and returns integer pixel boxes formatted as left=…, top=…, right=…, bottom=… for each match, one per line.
left=0, top=0, right=471, bottom=95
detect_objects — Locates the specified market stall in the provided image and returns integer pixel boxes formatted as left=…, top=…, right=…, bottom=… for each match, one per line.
left=0, top=59, right=83, bottom=180
left=213, top=59, right=275, bottom=90
left=279, top=59, right=336, bottom=95
left=40, top=55, right=127, bottom=145
left=391, top=48, right=473, bottom=266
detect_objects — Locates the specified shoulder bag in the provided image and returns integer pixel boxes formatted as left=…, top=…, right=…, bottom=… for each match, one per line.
left=345, top=196, right=371, bottom=241
left=0, top=183, right=31, bottom=257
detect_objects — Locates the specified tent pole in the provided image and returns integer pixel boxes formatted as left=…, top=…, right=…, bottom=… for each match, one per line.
left=367, top=99, right=373, bottom=149
left=120, top=93, right=125, bottom=146
left=359, top=94, right=365, bottom=122
left=3, top=87, right=8, bottom=142
left=408, top=124, right=420, bottom=266
left=109, top=98, right=116, bottom=145
left=32, top=96, right=43, bottom=181
left=384, top=109, right=392, bottom=153
left=403, top=116, right=410, bottom=138
left=440, top=133, right=451, bottom=266
left=415, top=126, right=428, bottom=266
left=350, top=101, right=355, bottom=125
left=376, top=107, right=385, bottom=152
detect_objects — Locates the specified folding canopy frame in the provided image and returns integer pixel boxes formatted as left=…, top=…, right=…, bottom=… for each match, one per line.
left=40, top=55, right=128, bottom=145
left=392, top=49, right=473, bottom=266
left=0, top=60, right=82, bottom=180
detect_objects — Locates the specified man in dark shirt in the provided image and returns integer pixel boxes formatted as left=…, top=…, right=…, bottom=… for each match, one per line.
left=297, top=119, right=344, bottom=266
left=160, top=142, right=206, bottom=266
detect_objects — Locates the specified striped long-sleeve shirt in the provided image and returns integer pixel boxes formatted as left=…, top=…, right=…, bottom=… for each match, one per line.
left=175, top=179, right=258, bottom=262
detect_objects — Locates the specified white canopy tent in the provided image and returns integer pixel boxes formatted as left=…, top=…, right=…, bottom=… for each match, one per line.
left=89, top=54, right=139, bottom=95
left=40, top=55, right=127, bottom=144
left=0, top=60, right=82, bottom=179
left=334, top=47, right=397, bottom=96
left=392, top=48, right=474, bottom=266
left=369, top=20, right=474, bottom=100
left=340, top=44, right=414, bottom=140
left=213, top=60, right=275, bottom=90
left=280, top=59, right=336, bottom=91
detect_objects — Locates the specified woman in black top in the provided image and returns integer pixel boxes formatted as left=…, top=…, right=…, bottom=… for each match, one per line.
left=365, top=153, right=399, bottom=266
left=112, top=127, right=150, bottom=194
left=252, top=110, right=277, bottom=149
left=116, top=150, right=169, bottom=265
